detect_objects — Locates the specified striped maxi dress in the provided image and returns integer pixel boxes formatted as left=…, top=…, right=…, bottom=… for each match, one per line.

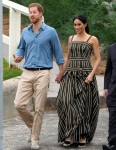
left=56, top=37, right=99, bottom=143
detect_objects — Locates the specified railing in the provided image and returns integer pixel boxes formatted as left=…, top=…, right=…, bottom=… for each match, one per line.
left=0, top=0, right=3, bottom=149
left=2, top=0, right=29, bottom=66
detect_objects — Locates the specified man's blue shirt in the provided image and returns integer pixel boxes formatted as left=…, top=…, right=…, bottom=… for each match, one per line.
left=16, top=23, right=64, bottom=68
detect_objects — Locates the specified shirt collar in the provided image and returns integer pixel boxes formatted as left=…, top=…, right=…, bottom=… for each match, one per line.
left=28, top=23, right=46, bottom=31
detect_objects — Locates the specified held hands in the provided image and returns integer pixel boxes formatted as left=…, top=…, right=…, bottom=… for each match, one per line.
left=13, top=55, right=23, bottom=63
left=55, top=72, right=64, bottom=84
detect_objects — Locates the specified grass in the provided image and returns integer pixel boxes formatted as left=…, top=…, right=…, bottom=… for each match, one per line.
left=3, top=59, right=22, bottom=81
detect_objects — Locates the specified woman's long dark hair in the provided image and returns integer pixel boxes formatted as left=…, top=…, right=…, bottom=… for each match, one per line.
left=73, top=15, right=89, bottom=34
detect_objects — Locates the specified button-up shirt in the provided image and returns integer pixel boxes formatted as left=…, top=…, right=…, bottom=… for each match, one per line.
left=16, top=23, right=64, bottom=68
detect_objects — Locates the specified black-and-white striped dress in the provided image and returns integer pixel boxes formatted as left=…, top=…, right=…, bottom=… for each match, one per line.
left=56, top=36, right=99, bottom=143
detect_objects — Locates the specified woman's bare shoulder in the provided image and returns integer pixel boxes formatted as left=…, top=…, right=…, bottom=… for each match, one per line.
left=91, top=35, right=99, bottom=41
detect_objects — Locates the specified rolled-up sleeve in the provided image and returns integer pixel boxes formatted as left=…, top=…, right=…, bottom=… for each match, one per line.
left=16, top=31, right=25, bottom=57
left=51, top=29, right=64, bottom=64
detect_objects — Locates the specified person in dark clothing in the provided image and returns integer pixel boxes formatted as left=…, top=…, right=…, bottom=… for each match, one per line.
left=102, top=43, right=116, bottom=150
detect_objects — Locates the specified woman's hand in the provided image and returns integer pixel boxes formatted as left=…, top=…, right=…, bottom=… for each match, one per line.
left=85, top=72, right=94, bottom=84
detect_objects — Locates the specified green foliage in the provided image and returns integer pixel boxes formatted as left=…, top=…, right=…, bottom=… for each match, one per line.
left=10, top=0, right=116, bottom=53
left=3, top=59, right=22, bottom=81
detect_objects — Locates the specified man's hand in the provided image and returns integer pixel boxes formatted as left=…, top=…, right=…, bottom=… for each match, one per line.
left=103, top=89, right=108, bottom=98
left=13, top=55, right=23, bottom=63
left=55, top=64, right=64, bottom=84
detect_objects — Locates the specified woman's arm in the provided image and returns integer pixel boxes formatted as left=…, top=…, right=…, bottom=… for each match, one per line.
left=85, top=36, right=101, bottom=83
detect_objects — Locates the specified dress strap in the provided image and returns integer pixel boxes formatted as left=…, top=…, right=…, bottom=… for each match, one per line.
left=71, top=35, right=74, bottom=41
left=86, top=35, right=92, bottom=42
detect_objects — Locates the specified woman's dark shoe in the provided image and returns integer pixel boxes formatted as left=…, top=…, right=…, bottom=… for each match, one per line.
left=78, top=137, right=86, bottom=147
left=63, top=141, right=72, bottom=147
left=78, top=142, right=86, bottom=147
left=63, top=136, right=73, bottom=147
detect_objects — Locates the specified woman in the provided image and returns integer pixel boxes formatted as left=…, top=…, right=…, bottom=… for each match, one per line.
left=56, top=15, right=101, bottom=147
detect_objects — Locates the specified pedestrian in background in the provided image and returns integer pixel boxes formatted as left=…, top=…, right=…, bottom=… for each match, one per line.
left=13, top=3, right=64, bottom=149
left=57, top=15, right=101, bottom=147
left=102, top=43, right=116, bottom=150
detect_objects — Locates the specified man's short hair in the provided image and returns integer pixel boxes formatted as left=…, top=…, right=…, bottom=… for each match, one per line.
left=28, top=3, right=44, bottom=14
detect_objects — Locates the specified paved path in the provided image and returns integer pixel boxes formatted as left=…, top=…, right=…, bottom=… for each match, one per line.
left=3, top=108, right=108, bottom=150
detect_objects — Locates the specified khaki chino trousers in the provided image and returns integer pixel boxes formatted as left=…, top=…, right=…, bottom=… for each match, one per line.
left=14, top=69, right=50, bottom=140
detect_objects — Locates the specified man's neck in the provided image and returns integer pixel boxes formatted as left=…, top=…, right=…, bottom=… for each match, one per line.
left=32, top=20, right=42, bottom=33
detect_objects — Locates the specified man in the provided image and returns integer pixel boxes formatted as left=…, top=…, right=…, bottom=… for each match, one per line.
left=102, top=43, right=116, bottom=150
left=13, top=3, right=64, bottom=149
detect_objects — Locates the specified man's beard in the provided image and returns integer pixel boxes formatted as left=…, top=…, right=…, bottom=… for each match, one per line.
left=30, top=17, right=40, bottom=24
